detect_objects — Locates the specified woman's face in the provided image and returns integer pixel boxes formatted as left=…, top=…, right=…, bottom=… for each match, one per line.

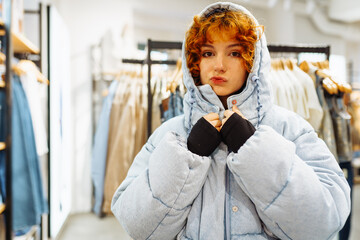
left=199, top=32, right=248, bottom=98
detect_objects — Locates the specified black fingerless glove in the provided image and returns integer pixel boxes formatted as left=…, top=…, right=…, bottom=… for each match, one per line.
left=220, top=113, right=256, bottom=153
left=187, top=117, right=222, bottom=156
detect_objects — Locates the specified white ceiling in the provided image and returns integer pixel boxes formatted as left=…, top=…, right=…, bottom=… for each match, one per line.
left=328, top=0, right=360, bottom=23
left=253, top=0, right=360, bottom=23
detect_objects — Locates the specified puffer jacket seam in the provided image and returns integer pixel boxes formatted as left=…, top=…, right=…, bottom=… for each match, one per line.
left=264, top=160, right=294, bottom=211
left=290, top=129, right=313, bottom=143
left=146, top=167, right=192, bottom=239
left=146, top=169, right=190, bottom=211
left=231, top=232, right=263, bottom=237
left=275, top=223, right=293, bottom=240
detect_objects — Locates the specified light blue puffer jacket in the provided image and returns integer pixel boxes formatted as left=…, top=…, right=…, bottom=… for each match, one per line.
left=111, top=2, right=350, bottom=239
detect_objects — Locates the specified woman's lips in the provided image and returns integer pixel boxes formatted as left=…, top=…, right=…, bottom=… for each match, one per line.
left=211, top=76, right=226, bottom=84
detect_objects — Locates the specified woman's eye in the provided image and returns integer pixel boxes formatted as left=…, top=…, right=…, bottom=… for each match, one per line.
left=230, top=51, right=241, bottom=57
left=202, top=51, right=213, bottom=57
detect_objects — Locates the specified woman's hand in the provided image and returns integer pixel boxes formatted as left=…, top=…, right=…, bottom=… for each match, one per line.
left=222, top=105, right=246, bottom=127
left=203, top=112, right=222, bottom=131
left=220, top=105, right=255, bottom=153
left=187, top=112, right=222, bottom=156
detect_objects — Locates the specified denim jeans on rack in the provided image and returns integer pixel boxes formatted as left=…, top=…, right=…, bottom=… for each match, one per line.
left=163, top=89, right=183, bottom=122
left=339, top=161, right=353, bottom=240
left=11, top=75, right=48, bottom=232
left=0, top=90, right=5, bottom=202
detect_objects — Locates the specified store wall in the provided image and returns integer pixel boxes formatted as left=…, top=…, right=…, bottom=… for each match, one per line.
left=48, top=0, right=360, bottom=213
left=50, top=0, right=133, bottom=213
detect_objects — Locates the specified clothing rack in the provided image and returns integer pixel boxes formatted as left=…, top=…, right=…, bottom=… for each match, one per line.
left=0, top=2, right=45, bottom=239
left=268, top=43, right=355, bottom=240
left=122, top=39, right=182, bottom=138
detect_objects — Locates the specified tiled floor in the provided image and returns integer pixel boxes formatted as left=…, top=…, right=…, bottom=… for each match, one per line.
left=57, top=185, right=360, bottom=240
left=56, top=213, right=131, bottom=240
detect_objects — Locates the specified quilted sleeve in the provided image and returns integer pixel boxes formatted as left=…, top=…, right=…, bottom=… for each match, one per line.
left=111, top=130, right=211, bottom=240
left=227, top=124, right=350, bottom=240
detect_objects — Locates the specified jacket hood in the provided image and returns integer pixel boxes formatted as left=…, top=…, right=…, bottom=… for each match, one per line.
left=182, top=2, right=273, bottom=134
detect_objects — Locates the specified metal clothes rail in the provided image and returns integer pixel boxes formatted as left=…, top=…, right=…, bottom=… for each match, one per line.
left=267, top=44, right=330, bottom=60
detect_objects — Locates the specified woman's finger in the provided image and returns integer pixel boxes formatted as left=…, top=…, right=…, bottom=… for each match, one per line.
left=213, top=119, right=222, bottom=127
left=224, top=110, right=234, bottom=119
left=204, top=112, right=220, bottom=121
left=209, top=119, right=221, bottom=127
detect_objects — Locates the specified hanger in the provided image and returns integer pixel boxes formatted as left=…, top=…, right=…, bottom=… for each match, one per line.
left=285, top=59, right=295, bottom=71
left=0, top=74, right=5, bottom=88
left=16, top=60, right=49, bottom=85
left=0, top=53, right=5, bottom=64
left=316, top=68, right=352, bottom=94
left=299, top=60, right=310, bottom=73
left=299, top=60, right=338, bottom=94
left=271, top=59, right=285, bottom=71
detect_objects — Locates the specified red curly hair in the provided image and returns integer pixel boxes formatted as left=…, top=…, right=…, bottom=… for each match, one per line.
left=185, top=9, right=263, bottom=85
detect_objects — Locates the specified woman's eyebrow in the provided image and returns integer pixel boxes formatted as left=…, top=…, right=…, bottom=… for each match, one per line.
left=227, top=43, right=242, bottom=49
left=201, top=44, right=214, bottom=48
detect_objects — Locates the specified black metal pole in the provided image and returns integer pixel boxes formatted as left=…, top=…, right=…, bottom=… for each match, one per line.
left=147, top=39, right=152, bottom=138
left=4, top=0, right=13, bottom=239
left=46, top=5, right=51, bottom=239
left=39, top=3, right=42, bottom=72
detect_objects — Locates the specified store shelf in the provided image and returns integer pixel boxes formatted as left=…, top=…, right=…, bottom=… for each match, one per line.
left=0, top=142, right=5, bottom=151
left=0, top=203, right=5, bottom=214
left=12, top=31, right=40, bottom=54
left=0, top=19, right=39, bottom=54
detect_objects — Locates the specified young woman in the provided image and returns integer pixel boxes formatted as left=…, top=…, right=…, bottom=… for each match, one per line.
left=111, top=2, right=350, bottom=239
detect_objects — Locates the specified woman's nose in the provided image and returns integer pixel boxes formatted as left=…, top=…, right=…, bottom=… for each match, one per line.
left=214, top=55, right=226, bottom=73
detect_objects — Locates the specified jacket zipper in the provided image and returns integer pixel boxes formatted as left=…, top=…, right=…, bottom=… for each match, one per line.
left=225, top=164, right=230, bottom=240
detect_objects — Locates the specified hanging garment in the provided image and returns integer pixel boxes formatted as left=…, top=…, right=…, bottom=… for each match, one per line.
left=163, top=88, right=184, bottom=122
left=269, top=68, right=295, bottom=112
left=315, top=75, right=338, bottom=160
left=19, top=71, right=48, bottom=156
left=283, top=67, right=308, bottom=119
left=338, top=161, right=353, bottom=240
left=151, top=76, right=163, bottom=132
left=347, top=90, right=360, bottom=151
left=268, top=69, right=288, bottom=108
left=0, top=213, right=4, bottom=240
left=0, top=90, right=5, bottom=202
left=133, top=81, right=147, bottom=157
left=291, top=65, right=323, bottom=133
left=91, top=80, right=119, bottom=216
left=269, top=62, right=324, bottom=131
left=328, top=97, right=352, bottom=162
left=102, top=78, right=138, bottom=213
left=11, top=75, right=48, bottom=232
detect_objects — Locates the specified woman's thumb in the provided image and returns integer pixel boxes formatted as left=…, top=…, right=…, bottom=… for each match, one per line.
left=232, top=105, right=246, bottom=119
